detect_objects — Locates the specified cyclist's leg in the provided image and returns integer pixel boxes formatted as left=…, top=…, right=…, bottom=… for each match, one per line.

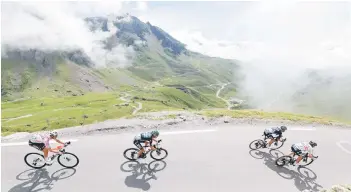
left=291, top=145, right=303, bottom=165
left=28, top=140, right=49, bottom=162
left=288, top=145, right=296, bottom=156
left=295, top=150, right=304, bottom=164
left=267, top=134, right=277, bottom=147
left=133, top=139, right=144, bottom=158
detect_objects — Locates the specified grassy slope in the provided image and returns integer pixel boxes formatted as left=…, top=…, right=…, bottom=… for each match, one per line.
left=1, top=85, right=227, bottom=135
left=320, top=185, right=351, bottom=192
left=1, top=42, right=236, bottom=136
left=200, top=109, right=351, bottom=125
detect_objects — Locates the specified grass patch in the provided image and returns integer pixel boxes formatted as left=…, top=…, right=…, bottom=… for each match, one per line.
left=1, top=92, right=134, bottom=135
left=199, top=109, right=351, bottom=125
left=320, top=184, right=351, bottom=192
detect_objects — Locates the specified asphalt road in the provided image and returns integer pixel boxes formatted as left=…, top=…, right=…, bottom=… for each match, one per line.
left=2, top=124, right=351, bottom=192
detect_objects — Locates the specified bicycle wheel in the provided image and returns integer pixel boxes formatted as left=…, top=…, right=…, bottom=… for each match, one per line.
left=123, top=148, right=139, bottom=161
left=269, top=138, right=286, bottom=150
left=298, top=157, right=314, bottom=167
left=57, top=152, right=80, bottom=168
left=275, top=155, right=293, bottom=167
left=249, top=139, right=265, bottom=150
left=24, top=153, right=46, bottom=169
left=150, top=148, right=168, bottom=160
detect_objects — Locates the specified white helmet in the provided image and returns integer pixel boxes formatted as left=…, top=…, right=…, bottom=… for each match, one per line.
left=49, top=131, right=58, bottom=138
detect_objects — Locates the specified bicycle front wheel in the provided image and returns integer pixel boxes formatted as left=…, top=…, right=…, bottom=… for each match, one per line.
left=57, top=152, right=80, bottom=168
left=150, top=148, right=168, bottom=160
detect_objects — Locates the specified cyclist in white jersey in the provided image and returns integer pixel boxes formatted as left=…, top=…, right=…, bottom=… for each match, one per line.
left=28, top=131, right=66, bottom=164
left=289, top=141, right=317, bottom=166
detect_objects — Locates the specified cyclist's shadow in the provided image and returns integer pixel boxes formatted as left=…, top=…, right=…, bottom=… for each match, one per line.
left=249, top=149, right=323, bottom=192
left=8, top=167, right=76, bottom=192
left=120, top=160, right=167, bottom=191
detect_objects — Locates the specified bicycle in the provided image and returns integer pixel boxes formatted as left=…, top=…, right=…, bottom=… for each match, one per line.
left=123, top=139, right=168, bottom=161
left=249, top=134, right=286, bottom=150
left=24, top=141, right=79, bottom=169
left=275, top=153, right=318, bottom=167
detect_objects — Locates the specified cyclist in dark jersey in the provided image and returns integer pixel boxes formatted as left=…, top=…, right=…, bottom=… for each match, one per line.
left=133, top=130, right=160, bottom=159
left=263, top=125, right=287, bottom=148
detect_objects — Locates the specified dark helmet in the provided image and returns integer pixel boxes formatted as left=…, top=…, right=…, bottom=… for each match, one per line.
left=151, top=130, right=159, bottom=137
left=309, top=141, right=317, bottom=147
left=280, top=126, right=287, bottom=132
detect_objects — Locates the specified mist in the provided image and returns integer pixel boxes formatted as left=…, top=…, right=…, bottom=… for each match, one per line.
left=232, top=1, right=351, bottom=120
left=1, top=1, right=139, bottom=68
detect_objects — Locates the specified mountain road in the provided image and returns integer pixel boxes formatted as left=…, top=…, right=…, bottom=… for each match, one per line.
left=2, top=123, right=351, bottom=192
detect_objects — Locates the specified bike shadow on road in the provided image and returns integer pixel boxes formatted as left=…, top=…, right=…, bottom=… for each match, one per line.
left=120, top=160, right=167, bottom=191
left=249, top=149, right=323, bottom=192
left=8, top=167, right=77, bottom=192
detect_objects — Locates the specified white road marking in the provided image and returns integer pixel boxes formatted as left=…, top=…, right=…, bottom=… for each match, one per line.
left=336, top=141, right=351, bottom=155
left=1, top=139, right=79, bottom=147
left=162, top=129, right=217, bottom=135
left=290, top=128, right=317, bottom=131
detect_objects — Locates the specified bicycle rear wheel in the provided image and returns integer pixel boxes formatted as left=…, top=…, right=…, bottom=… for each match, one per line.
left=123, top=148, right=140, bottom=161
left=249, top=139, right=265, bottom=150
left=24, top=153, right=46, bottom=169
left=275, top=155, right=293, bottom=167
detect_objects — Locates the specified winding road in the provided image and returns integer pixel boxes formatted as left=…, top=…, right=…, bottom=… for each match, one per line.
left=2, top=123, right=351, bottom=192
left=119, top=92, right=143, bottom=115
left=216, top=83, right=233, bottom=110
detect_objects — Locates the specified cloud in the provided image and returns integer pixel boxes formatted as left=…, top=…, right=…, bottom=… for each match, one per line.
left=136, top=1, right=148, bottom=12
left=231, top=2, right=351, bottom=118
left=167, top=1, right=351, bottom=118
left=1, top=1, right=136, bottom=68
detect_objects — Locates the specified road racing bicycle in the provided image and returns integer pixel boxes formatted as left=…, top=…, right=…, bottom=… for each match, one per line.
left=24, top=141, right=79, bottom=169
left=123, top=139, right=168, bottom=161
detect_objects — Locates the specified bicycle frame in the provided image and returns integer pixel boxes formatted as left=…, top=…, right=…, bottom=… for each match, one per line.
left=140, top=140, right=162, bottom=156
left=290, top=152, right=317, bottom=164
left=48, top=142, right=71, bottom=161
left=262, top=134, right=282, bottom=142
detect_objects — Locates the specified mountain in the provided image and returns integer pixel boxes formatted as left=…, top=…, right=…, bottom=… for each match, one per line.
left=1, top=14, right=239, bottom=102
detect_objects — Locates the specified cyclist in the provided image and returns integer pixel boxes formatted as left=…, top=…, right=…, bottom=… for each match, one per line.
left=263, top=125, right=287, bottom=148
left=28, top=131, right=66, bottom=165
left=133, top=130, right=160, bottom=159
left=288, top=141, right=317, bottom=166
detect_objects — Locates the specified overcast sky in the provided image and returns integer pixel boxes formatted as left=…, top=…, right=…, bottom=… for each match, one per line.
left=133, top=1, right=351, bottom=69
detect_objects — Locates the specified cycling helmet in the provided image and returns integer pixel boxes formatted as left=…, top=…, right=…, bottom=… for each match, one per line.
left=49, top=131, right=58, bottom=138
left=280, top=126, right=287, bottom=132
left=151, top=130, right=159, bottom=137
left=309, top=141, right=317, bottom=147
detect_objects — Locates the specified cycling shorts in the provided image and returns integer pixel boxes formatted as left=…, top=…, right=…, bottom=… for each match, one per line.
left=291, top=144, right=302, bottom=156
left=28, top=140, right=46, bottom=151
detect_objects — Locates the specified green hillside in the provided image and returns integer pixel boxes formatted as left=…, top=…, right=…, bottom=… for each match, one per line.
left=1, top=15, right=237, bottom=135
